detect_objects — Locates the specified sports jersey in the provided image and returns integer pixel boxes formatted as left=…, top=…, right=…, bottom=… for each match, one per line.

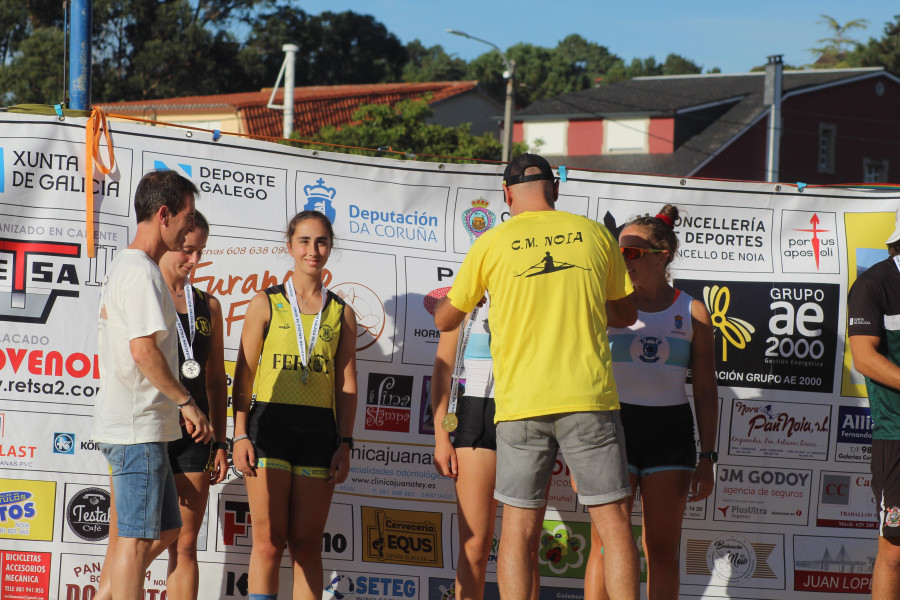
left=448, top=210, right=633, bottom=421
left=178, top=286, right=213, bottom=417
left=461, top=299, right=494, bottom=398
left=848, top=256, right=900, bottom=439
left=609, top=291, right=693, bottom=407
left=254, top=285, right=345, bottom=408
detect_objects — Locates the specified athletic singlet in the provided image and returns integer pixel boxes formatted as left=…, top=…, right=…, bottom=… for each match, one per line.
left=461, top=302, right=494, bottom=398
left=254, top=285, right=345, bottom=408
left=608, top=290, right=693, bottom=407
left=177, top=286, right=213, bottom=417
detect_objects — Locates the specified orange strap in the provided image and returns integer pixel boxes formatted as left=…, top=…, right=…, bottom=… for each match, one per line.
left=85, top=107, right=116, bottom=258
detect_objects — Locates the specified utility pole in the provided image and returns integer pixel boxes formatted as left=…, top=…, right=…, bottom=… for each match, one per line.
left=764, top=54, right=783, bottom=183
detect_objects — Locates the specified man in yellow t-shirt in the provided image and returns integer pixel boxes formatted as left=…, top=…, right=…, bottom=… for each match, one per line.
left=435, top=154, right=639, bottom=600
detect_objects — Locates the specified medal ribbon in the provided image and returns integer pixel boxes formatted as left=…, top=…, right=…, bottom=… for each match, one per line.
left=894, top=255, right=900, bottom=274
left=448, top=307, right=479, bottom=416
left=285, top=279, right=328, bottom=376
left=174, top=278, right=196, bottom=365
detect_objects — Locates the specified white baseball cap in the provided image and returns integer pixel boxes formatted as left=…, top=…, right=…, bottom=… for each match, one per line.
left=888, top=208, right=900, bottom=244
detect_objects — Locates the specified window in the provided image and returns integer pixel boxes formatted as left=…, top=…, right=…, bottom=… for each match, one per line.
left=864, top=158, right=889, bottom=183
left=523, top=122, right=568, bottom=155
left=818, top=124, right=836, bottom=174
left=604, top=118, right=649, bottom=154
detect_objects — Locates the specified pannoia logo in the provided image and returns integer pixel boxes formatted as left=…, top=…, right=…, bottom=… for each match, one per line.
left=0, top=238, right=81, bottom=323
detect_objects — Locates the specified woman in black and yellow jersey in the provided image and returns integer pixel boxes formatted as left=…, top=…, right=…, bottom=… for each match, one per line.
left=231, top=211, right=358, bottom=600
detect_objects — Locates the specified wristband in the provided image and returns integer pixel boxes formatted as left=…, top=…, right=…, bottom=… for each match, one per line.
left=231, top=434, right=250, bottom=451
left=176, top=394, right=193, bottom=409
left=213, top=441, right=228, bottom=452
left=337, top=436, right=354, bottom=450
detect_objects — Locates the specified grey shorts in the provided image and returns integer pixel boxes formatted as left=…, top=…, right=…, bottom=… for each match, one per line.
left=495, top=411, right=631, bottom=509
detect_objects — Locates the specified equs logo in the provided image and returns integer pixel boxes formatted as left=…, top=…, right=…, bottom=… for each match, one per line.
left=0, top=238, right=83, bottom=323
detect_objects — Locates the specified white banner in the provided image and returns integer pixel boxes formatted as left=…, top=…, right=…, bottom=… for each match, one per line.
left=0, top=112, right=897, bottom=599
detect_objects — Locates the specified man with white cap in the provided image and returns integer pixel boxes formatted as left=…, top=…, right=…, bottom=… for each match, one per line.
left=848, top=210, right=900, bottom=600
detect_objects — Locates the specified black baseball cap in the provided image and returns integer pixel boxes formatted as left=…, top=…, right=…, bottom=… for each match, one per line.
left=502, top=153, right=556, bottom=187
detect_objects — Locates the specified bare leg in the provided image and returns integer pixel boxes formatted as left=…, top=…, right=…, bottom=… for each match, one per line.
left=109, top=530, right=179, bottom=600
left=454, top=448, right=499, bottom=600
left=587, top=499, right=639, bottom=600
left=167, top=471, right=211, bottom=600
left=287, top=475, right=335, bottom=600
left=873, top=536, right=900, bottom=599
left=97, top=478, right=171, bottom=600
left=638, top=470, right=691, bottom=600
left=497, top=505, right=544, bottom=600
left=584, top=474, right=638, bottom=600
left=245, top=468, right=292, bottom=595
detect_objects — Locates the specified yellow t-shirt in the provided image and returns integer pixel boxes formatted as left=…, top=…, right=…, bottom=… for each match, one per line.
left=448, top=210, right=633, bottom=422
left=255, top=286, right=345, bottom=409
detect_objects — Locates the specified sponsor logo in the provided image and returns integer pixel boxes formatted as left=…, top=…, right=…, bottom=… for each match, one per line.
left=325, top=573, right=419, bottom=600
left=54, top=432, right=75, bottom=454
left=304, top=178, right=337, bottom=224
left=366, top=374, right=413, bottom=433
left=361, top=506, right=442, bottom=567
left=674, top=314, right=684, bottom=329
left=705, top=534, right=757, bottom=584
left=331, top=283, right=386, bottom=352
left=66, top=487, right=110, bottom=541
left=837, top=406, right=873, bottom=443
left=0, top=413, right=5, bottom=436
left=849, top=317, right=870, bottom=326
left=794, top=536, right=875, bottom=593
left=1, top=550, right=51, bottom=597
left=221, top=499, right=253, bottom=548
left=782, top=211, right=839, bottom=273
left=461, top=199, right=496, bottom=243
left=539, top=521, right=589, bottom=577
left=821, top=474, right=850, bottom=506
left=0, top=479, right=56, bottom=541
left=157, top=159, right=280, bottom=201
left=0, top=238, right=81, bottom=323
left=791, top=213, right=832, bottom=270
left=224, top=570, right=249, bottom=597
left=701, top=284, right=755, bottom=362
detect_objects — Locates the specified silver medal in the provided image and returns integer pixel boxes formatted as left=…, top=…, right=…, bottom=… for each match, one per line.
left=181, top=359, right=201, bottom=379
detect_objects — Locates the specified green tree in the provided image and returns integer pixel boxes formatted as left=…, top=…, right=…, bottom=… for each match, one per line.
left=853, top=14, right=900, bottom=76
left=402, top=40, right=467, bottom=82
left=0, top=27, right=65, bottom=104
left=809, top=14, right=870, bottom=68
left=295, top=97, right=513, bottom=162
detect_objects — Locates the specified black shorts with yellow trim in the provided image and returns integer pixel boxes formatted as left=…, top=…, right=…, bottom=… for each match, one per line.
left=248, top=402, right=338, bottom=478
left=168, top=426, right=214, bottom=474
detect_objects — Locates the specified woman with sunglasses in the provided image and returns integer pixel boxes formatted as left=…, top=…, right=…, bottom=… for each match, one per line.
left=584, top=204, right=718, bottom=600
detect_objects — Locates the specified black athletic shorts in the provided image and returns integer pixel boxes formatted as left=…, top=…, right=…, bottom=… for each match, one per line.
left=248, top=402, right=338, bottom=477
left=168, top=427, right=213, bottom=474
left=872, top=439, right=900, bottom=536
left=452, top=396, right=497, bottom=450
left=620, top=402, right=697, bottom=477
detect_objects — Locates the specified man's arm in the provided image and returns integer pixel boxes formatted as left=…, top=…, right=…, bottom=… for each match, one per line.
left=850, top=334, right=900, bottom=390
left=129, top=334, right=212, bottom=441
left=434, top=296, right=468, bottom=332
left=606, top=293, right=638, bottom=328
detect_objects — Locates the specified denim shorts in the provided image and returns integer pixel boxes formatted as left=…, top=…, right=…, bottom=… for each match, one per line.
left=495, top=411, right=631, bottom=508
left=99, top=442, right=182, bottom=539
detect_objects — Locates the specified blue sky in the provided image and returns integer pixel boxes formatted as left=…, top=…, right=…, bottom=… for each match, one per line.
left=296, top=0, right=898, bottom=73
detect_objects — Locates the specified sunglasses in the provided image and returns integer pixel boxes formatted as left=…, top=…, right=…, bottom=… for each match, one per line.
left=620, top=247, right=665, bottom=259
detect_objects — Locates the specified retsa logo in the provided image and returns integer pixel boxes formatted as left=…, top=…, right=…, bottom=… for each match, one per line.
left=0, top=238, right=85, bottom=323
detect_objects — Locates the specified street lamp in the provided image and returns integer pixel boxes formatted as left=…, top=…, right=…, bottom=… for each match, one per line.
left=446, top=29, right=515, bottom=162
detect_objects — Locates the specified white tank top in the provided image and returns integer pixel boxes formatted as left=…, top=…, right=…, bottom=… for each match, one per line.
left=608, top=291, right=693, bottom=407
left=460, top=301, right=494, bottom=398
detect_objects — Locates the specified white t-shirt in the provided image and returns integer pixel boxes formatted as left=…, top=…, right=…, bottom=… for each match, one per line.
left=92, top=249, right=181, bottom=444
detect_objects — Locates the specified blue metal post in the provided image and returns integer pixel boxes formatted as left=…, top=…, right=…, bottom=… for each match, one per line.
left=68, top=0, right=92, bottom=109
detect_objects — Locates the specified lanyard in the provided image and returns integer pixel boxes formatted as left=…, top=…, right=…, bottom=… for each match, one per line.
left=285, top=279, right=328, bottom=382
left=448, top=307, right=479, bottom=416
left=174, top=278, right=196, bottom=363
left=894, top=255, right=900, bottom=274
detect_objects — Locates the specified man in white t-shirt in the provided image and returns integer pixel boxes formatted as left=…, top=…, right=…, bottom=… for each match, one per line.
left=92, top=170, right=212, bottom=600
